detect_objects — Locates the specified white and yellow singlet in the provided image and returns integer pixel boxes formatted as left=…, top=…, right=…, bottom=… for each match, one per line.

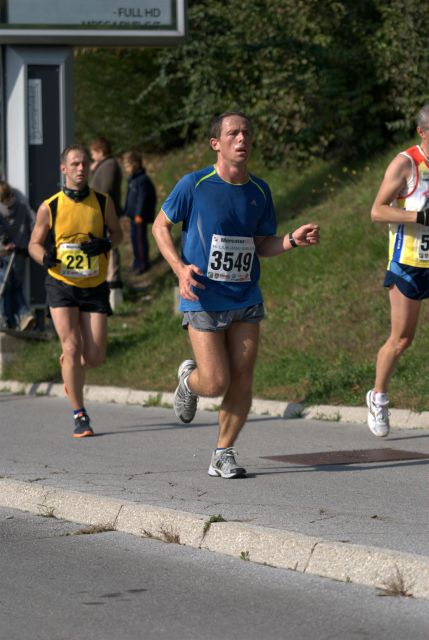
left=389, top=145, right=429, bottom=268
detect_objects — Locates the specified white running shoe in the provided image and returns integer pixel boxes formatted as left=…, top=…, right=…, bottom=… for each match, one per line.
left=366, top=390, right=390, bottom=437
left=174, top=359, right=198, bottom=423
left=19, top=312, right=36, bottom=331
left=208, top=447, right=246, bottom=478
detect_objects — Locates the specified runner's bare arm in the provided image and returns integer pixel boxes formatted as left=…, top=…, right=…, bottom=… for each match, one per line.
left=28, top=203, right=51, bottom=266
left=371, top=154, right=420, bottom=224
left=152, top=210, right=204, bottom=300
left=255, top=223, right=320, bottom=257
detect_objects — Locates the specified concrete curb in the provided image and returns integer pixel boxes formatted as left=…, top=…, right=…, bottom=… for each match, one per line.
left=0, top=478, right=427, bottom=598
left=1, top=379, right=428, bottom=428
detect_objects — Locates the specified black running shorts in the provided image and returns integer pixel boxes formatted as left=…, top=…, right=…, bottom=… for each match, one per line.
left=45, top=274, right=112, bottom=315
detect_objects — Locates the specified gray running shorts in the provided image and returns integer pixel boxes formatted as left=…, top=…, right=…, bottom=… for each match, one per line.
left=182, top=303, right=264, bottom=332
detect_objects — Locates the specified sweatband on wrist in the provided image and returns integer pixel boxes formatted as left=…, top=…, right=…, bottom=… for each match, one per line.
left=416, top=209, right=429, bottom=226
left=288, top=232, right=298, bottom=248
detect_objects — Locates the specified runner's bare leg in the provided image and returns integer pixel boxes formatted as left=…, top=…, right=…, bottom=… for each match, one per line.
left=374, top=286, right=420, bottom=393
left=50, top=306, right=85, bottom=410
left=187, top=322, right=259, bottom=447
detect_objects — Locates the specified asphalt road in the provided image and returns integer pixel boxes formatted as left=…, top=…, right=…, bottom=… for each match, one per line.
left=1, top=394, right=428, bottom=555
left=1, top=506, right=428, bottom=640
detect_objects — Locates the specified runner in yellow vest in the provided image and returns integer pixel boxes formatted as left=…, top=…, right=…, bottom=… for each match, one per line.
left=29, top=144, right=123, bottom=437
left=367, top=104, right=429, bottom=437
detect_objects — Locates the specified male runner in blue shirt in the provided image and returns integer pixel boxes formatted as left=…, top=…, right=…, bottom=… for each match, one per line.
left=153, top=112, right=320, bottom=478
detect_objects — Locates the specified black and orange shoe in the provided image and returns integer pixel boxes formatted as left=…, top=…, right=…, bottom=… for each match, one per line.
left=73, top=412, right=94, bottom=438
left=59, top=354, right=68, bottom=397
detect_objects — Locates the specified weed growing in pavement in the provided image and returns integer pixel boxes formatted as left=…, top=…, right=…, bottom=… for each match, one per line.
left=377, top=566, right=414, bottom=598
left=314, top=412, right=341, bottom=422
left=143, top=393, right=162, bottom=407
left=38, top=505, right=56, bottom=518
left=69, top=523, right=116, bottom=536
left=202, top=514, right=226, bottom=540
left=240, top=551, right=250, bottom=561
left=1, top=387, right=25, bottom=395
left=160, top=526, right=181, bottom=544
left=140, top=526, right=180, bottom=543
left=208, top=404, right=222, bottom=412
left=143, top=393, right=172, bottom=409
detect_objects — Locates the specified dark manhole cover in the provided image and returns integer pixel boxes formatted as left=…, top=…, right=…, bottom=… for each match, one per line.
left=260, top=448, right=429, bottom=466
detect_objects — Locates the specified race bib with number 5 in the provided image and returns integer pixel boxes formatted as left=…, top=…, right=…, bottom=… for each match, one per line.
left=207, top=235, right=255, bottom=282
left=58, top=243, right=99, bottom=278
left=419, top=232, right=429, bottom=261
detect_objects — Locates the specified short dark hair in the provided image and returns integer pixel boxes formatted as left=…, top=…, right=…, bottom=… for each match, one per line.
left=88, top=135, right=111, bottom=156
left=60, top=144, right=88, bottom=164
left=209, top=112, right=253, bottom=140
left=122, top=150, right=143, bottom=169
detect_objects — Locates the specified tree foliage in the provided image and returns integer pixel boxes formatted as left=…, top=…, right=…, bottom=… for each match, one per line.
left=74, top=47, right=182, bottom=152
left=74, top=0, right=429, bottom=164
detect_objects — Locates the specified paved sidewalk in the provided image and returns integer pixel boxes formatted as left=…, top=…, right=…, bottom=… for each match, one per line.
left=1, top=379, right=429, bottom=428
left=0, top=384, right=428, bottom=598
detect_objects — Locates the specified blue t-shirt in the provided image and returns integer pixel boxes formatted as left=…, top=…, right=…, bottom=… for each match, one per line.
left=162, top=165, right=277, bottom=311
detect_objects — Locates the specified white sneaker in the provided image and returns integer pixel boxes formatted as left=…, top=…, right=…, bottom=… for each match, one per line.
left=208, top=447, right=246, bottom=478
left=19, top=312, right=36, bottom=331
left=173, top=360, right=198, bottom=423
left=366, top=390, right=390, bottom=437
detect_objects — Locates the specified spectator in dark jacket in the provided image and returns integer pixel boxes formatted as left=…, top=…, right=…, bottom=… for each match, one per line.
left=0, top=180, right=36, bottom=330
left=122, top=151, right=156, bottom=274
left=89, top=136, right=123, bottom=307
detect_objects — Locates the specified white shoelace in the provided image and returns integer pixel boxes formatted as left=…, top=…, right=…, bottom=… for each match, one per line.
left=374, top=403, right=389, bottom=425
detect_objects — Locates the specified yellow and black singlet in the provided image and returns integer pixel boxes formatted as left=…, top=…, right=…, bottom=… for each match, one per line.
left=45, top=189, right=109, bottom=288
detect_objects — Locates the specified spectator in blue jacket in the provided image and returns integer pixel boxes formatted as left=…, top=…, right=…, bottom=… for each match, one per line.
left=122, top=151, right=156, bottom=274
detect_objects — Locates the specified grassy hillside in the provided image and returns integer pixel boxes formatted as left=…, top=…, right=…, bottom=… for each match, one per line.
left=4, top=139, right=429, bottom=411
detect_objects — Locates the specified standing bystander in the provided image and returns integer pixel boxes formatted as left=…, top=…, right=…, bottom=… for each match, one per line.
left=88, top=135, right=124, bottom=308
left=122, top=150, right=156, bottom=274
left=0, top=180, right=36, bottom=330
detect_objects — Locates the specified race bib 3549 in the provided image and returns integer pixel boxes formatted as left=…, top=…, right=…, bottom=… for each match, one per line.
left=207, top=235, right=255, bottom=282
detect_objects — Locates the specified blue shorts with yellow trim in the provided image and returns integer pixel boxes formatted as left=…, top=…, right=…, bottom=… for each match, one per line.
left=384, top=261, right=429, bottom=300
